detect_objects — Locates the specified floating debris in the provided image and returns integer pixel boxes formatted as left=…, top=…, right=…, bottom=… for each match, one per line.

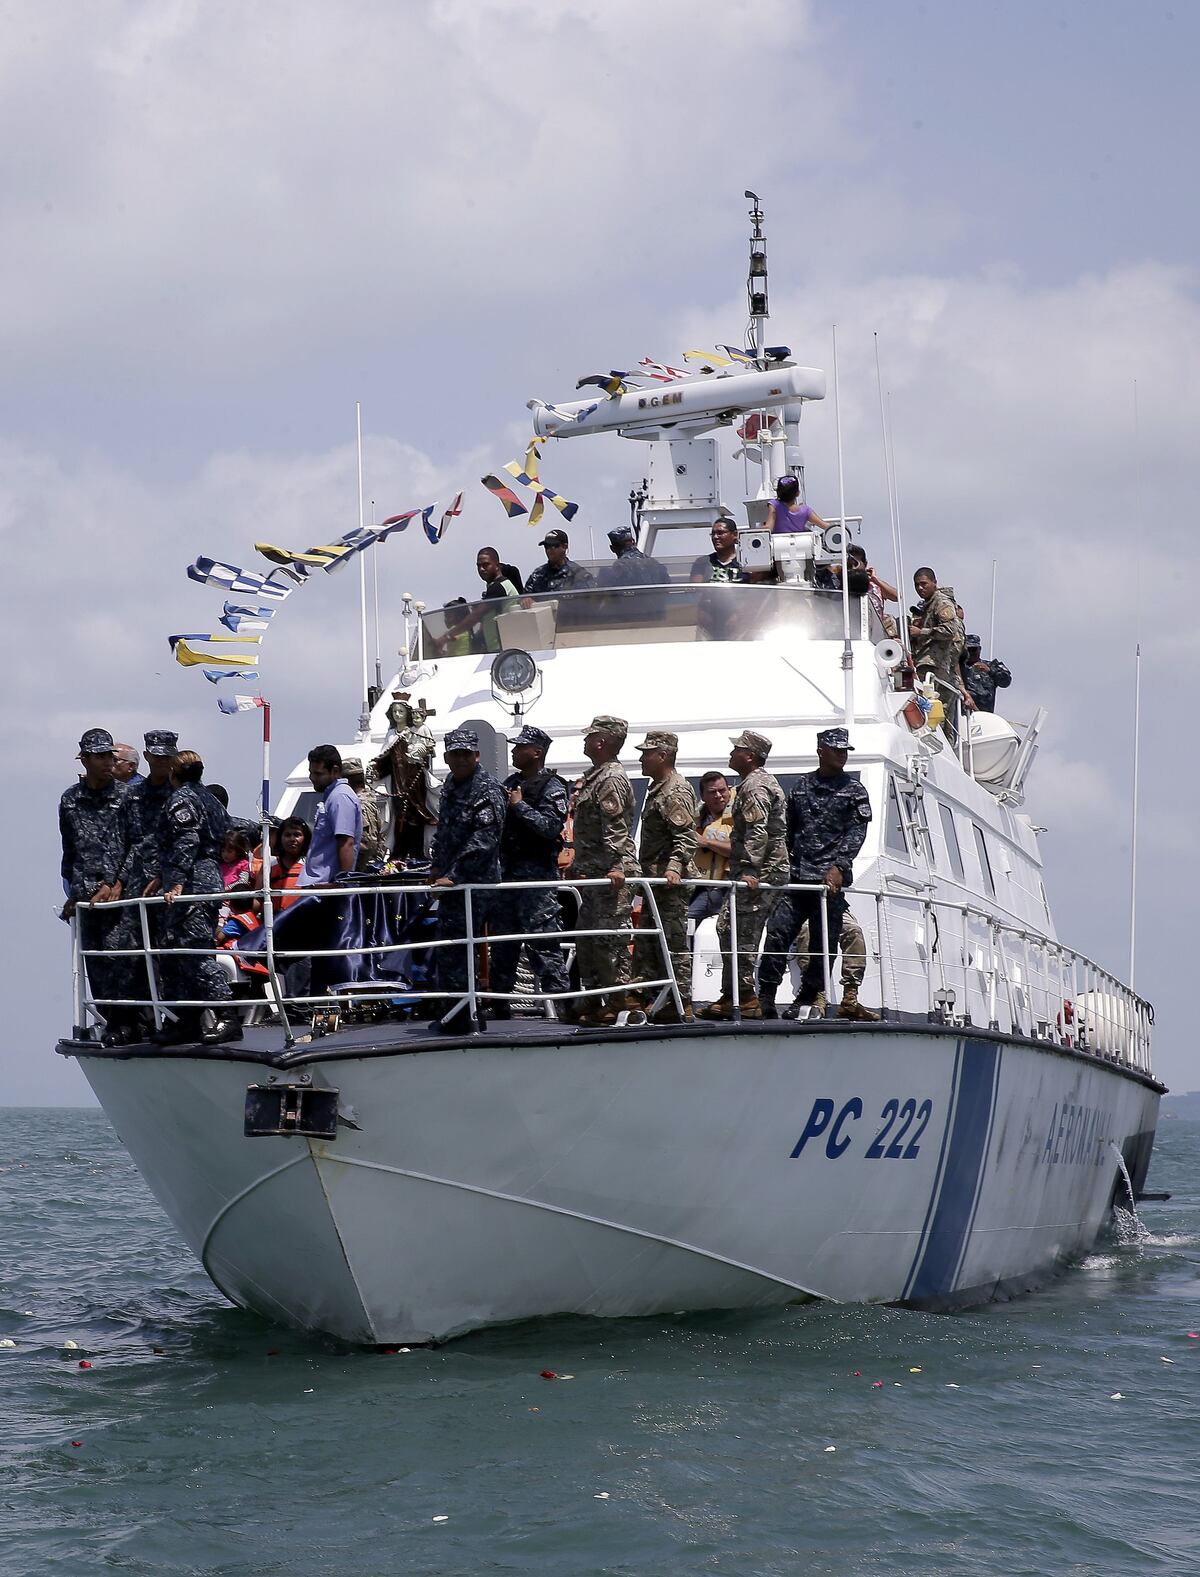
left=77, top=1360, right=93, bottom=1370
left=1109, top=1392, right=1124, bottom=1400
left=540, top=1369, right=557, bottom=1379
left=594, top=1491, right=610, bottom=1499
left=0, top=1339, right=15, bottom=1349
left=70, top=1440, right=83, bottom=1448
left=946, top=1383, right=961, bottom=1389
left=871, top=1381, right=883, bottom=1388
left=63, top=1340, right=79, bottom=1352
left=824, top=1446, right=837, bottom=1453
left=432, top=1515, right=449, bottom=1524
left=1161, top=1357, right=1175, bottom=1365
left=909, top=1367, right=922, bottom=1374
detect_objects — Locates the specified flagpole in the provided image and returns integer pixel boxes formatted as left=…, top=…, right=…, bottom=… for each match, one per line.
left=356, top=403, right=370, bottom=732
left=259, top=700, right=293, bottom=1046
left=370, top=498, right=383, bottom=695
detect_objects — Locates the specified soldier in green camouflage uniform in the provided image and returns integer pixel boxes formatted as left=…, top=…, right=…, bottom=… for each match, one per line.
left=342, top=757, right=386, bottom=870
left=699, top=729, right=788, bottom=1020
left=571, top=715, right=640, bottom=1024
left=632, top=729, right=697, bottom=1020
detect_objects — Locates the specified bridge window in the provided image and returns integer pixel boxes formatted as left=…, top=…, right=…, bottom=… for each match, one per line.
left=884, top=777, right=910, bottom=859
left=938, top=802, right=966, bottom=880
left=972, top=823, right=996, bottom=897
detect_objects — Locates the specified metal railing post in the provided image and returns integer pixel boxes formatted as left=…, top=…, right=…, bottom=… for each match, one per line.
left=987, top=918, right=999, bottom=1031
left=873, top=890, right=887, bottom=1017
left=136, top=898, right=164, bottom=1033
left=819, top=887, right=833, bottom=1009
left=261, top=881, right=293, bottom=1046
left=70, top=913, right=87, bottom=1037
left=639, top=877, right=684, bottom=1018
left=924, top=898, right=936, bottom=1019
left=464, top=885, right=478, bottom=1023
left=729, top=881, right=741, bottom=1019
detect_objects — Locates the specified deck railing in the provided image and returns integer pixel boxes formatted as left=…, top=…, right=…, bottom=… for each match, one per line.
left=67, top=876, right=1154, bottom=1075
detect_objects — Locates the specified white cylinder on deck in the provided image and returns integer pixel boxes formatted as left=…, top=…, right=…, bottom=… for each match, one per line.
left=530, top=365, right=827, bottom=438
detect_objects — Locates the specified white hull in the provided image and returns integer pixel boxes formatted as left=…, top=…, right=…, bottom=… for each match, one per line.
left=74, top=1026, right=1160, bottom=1344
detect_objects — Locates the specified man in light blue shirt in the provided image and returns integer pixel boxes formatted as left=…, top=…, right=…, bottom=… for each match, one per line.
left=300, top=745, right=363, bottom=886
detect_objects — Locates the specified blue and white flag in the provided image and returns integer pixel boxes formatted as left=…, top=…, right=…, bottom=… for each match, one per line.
left=187, top=557, right=293, bottom=601
left=203, top=668, right=261, bottom=684
left=220, top=602, right=277, bottom=634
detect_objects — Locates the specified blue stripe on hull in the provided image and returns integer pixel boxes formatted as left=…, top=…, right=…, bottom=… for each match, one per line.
left=906, top=1038, right=1001, bottom=1302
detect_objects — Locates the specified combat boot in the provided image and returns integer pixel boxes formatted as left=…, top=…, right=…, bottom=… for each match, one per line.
left=838, top=986, right=879, bottom=1022
left=738, top=995, right=763, bottom=1020
left=698, top=998, right=733, bottom=1021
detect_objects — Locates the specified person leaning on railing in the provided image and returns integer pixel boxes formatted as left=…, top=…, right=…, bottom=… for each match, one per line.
left=489, top=724, right=572, bottom=1016
left=688, top=771, right=733, bottom=927
left=631, top=730, right=698, bottom=1024
left=699, top=730, right=789, bottom=1021
left=152, top=748, right=241, bottom=1047
left=566, top=714, right=641, bottom=1026
left=428, top=727, right=507, bottom=1034
left=59, top=727, right=134, bottom=1046
left=758, top=727, right=873, bottom=1021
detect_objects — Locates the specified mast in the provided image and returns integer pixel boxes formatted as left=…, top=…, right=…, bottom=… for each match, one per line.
left=832, top=324, right=853, bottom=725
left=356, top=402, right=370, bottom=733
left=745, top=190, right=767, bottom=361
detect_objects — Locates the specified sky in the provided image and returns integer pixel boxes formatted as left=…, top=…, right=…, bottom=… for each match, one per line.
left=4, top=0, right=1197, bottom=1103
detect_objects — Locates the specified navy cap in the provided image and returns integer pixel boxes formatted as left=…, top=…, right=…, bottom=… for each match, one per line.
left=78, top=728, right=115, bottom=756
left=511, top=725, right=552, bottom=751
left=538, top=529, right=569, bottom=547
left=607, top=526, right=635, bottom=546
left=444, top=727, right=480, bottom=751
left=143, top=729, right=179, bottom=758
left=965, top=633, right=982, bottom=647
left=817, top=727, right=854, bottom=751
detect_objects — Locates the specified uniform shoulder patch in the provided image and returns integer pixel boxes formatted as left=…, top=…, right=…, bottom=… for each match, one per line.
left=666, top=802, right=694, bottom=829
left=170, top=802, right=197, bottom=827
left=477, top=804, right=495, bottom=825
left=739, top=795, right=766, bottom=825
left=856, top=798, right=873, bottom=821
left=598, top=791, right=624, bottom=818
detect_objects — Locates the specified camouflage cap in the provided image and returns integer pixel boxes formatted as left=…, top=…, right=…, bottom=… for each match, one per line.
left=636, top=729, right=678, bottom=753
left=143, top=729, right=179, bottom=758
left=729, top=729, right=773, bottom=760
left=965, top=633, right=982, bottom=647
left=511, top=724, right=552, bottom=751
left=340, top=756, right=365, bottom=775
left=78, top=728, right=115, bottom=756
left=584, top=714, right=628, bottom=742
left=444, top=727, right=480, bottom=752
left=817, top=726, right=855, bottom=751
left=607, top=526, right=635, bottom=547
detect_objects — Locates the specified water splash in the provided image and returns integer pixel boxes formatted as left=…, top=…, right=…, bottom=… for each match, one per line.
left=1109, top=1141, right=1150, bottom=1245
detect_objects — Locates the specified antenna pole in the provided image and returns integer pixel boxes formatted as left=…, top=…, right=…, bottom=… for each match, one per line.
left=988, top=560, right=998, bottom=654
left=885, top=392, right=910, bottom=655
left=832, top=325, right=853, bottom=725
left=370, top=497, right=383, bottom=693
left=1128, top=380, right=1144, bottom=989
left=356, top=402, right=370, bottom=732
left=1129, top=643, right=1141, bottom=988
left=873, top=335, right=908, bottom=654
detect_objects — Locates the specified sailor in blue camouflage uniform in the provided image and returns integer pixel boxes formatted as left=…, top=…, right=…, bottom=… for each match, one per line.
left=757, top=726, right=872, bottom=1018
left=155, top=749, right=240, bottom=1045
left=523, top=530, right=597, bottom=596
left=597, top=526, right=671, bottom=588
left=59, top=728, right=133, bottom=1044
left=113, top=729, right=179, bottom=1033
left=430, top=727, right=507, bottom=1030
left=489, top=725, right=570, bottom=1016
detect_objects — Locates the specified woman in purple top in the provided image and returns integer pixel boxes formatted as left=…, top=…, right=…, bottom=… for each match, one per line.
left=766, top=475, right=830, bottom=534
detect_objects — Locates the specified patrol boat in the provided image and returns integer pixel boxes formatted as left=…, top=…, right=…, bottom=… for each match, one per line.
left=62, top=202, right=1161, bottom=1344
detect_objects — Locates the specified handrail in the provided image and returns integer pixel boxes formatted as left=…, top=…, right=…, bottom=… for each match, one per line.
left=65, top=874, right=1154, bottom=1075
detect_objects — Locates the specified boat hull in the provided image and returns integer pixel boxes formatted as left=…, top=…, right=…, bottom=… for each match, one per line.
left=73, top=1026, right=1160, bottom=1343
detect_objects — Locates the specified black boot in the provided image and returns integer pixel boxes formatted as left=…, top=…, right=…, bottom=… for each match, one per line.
left=200, top=1008, right=243, bottom=1046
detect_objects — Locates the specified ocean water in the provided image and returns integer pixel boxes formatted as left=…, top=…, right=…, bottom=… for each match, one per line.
left=1, top=1108, right=1197, bottom=1577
